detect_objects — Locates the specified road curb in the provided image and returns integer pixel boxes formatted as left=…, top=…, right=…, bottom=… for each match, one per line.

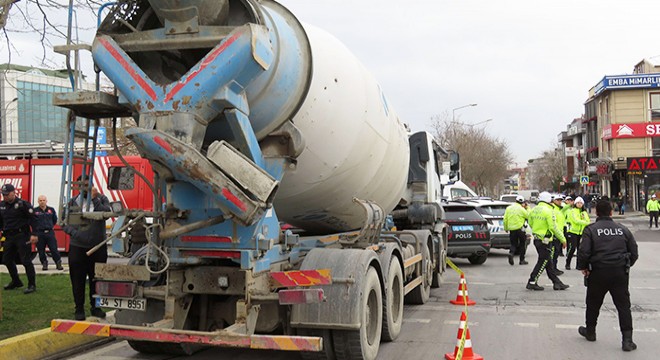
left=0, top=311, right=117, bottom=360
left=0, top=327, right=102, bottom=360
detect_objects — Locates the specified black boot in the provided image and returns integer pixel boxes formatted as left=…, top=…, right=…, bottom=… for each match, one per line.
left=578, top=326, right=596, bottom=341
left=622, top=330, right=637, bottom=351
left=56, top=261, right=64, bottom=270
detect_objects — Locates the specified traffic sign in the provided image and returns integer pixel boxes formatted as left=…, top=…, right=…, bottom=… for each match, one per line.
left=580, top=176, right=589, bottom=185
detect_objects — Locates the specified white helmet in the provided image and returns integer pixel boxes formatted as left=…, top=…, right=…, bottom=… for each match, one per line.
left=538, top=191, right=553, bottom=203
left=515, top=195, right=524, bottom=203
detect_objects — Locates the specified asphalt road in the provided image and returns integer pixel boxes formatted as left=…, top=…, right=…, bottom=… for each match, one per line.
left=58, top=214, right=660, bottom=359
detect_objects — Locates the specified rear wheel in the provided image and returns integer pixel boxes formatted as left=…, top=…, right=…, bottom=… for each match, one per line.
left=333, top=267, right=382, bottom=360
left=382, top=258, right=403, bottom=342
left=405, top=242, right=431, bottom=305
left=299, top=328, right=336, bottom=360
left=468, top=253, right=488, bottom=265
left=431, top=235, right=446, bottom=288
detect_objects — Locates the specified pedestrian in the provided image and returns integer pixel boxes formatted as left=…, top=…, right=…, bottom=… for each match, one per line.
left=577, top=199, right=638, bottom=352
left=0, top=184, right=38, bottom=294
left=34, top=195, right=64, bottom=271
left=503, top=195, right=529, bottom=265
left=585, top=193, right=592, bottom=214
left=646, top=194, right=659, bottom=228
left=525, top=191, right=569, bottom=291
left=62, top=181, right=111, bottom=320
left=550, top=194, right=566, bottom=275
left=565, top=196, right=590, bottom=270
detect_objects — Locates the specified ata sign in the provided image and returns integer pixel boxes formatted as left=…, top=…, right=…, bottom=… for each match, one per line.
left=627, top=157, right=660, bottom=173
left=602, top=123, right=660, bottom=140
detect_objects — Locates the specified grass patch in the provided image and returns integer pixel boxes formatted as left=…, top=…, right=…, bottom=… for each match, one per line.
left=0, top=273, right=75, bottom=340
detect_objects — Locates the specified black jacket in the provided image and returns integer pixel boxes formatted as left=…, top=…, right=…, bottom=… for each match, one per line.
left=0, top=197, right=38, bottom=235
left=64, top=194, right=110, bottom=249
left=577, top=216, right=638, bottom=270
left=34, top=205, right=58, bottom=231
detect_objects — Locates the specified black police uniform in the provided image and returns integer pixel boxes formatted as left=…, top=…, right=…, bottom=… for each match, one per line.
left=577, top=216, right=638, bottom=343
left=34, top=205, right=63, bottom=270
left=0, top=195, right=38, bottom=291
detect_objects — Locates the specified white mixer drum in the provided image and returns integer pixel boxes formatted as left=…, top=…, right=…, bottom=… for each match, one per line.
left=273, top=24, right=410, bottom=234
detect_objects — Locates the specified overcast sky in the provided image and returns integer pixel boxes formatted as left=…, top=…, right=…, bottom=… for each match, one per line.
left=3, top=0, right=660, bottom=165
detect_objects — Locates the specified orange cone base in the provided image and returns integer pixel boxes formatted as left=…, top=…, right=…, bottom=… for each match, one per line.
left=445, top=352, right=484, bottom=360
left=450, top=298, right=476, bottom=306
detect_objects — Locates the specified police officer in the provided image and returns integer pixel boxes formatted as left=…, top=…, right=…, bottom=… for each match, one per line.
left=565, top=196, right=590, bottom=270
left=526, top=191, right=569, bottom=291
left=34, top=195, right=64, bottom=271
left=646, top=194, right=659, bottom=228
left=550, top=194, right=567, bottom=275
left=503, top=195, right=529, bottom=265
left=0, top=184, right=38, bottom=294
left=577, top=199, right=638, bottom=352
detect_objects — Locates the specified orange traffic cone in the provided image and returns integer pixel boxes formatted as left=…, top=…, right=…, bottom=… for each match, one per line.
left=449, top=273, right=476, bottom=305
left=445, top=311, right=484, bottom=360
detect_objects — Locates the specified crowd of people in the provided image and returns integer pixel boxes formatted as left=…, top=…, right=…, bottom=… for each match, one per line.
left=503, top=192, right=639, bottom=352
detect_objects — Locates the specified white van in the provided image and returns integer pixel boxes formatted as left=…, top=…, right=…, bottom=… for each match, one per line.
left=443, top=181, right=478, bottom=200
left=513, top=190, right=539, bottom=203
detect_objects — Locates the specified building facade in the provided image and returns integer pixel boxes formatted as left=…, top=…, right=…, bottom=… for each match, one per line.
left=565, top=59, right=660, bottom=211
left=0, top=64, right=91, bottom=145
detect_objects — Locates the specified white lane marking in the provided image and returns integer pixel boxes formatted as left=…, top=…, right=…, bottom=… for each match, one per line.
left=403, top=318, right=431, bottom=324
left=613, top=327, right=657, bottom=332
left=513, top=323, right=539, bottom=328
left=555, top=324, right=580, bottom=329
left=631, top=287, right=659, bottom=290
left=444, top=320, right=479, bottom=326
left=469, top=282, right=496, bottom=286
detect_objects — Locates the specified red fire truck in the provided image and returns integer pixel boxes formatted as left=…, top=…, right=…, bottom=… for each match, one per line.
left=0, top=141, right=153, bottom=261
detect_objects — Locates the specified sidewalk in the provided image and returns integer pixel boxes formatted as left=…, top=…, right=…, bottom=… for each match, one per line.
left=587, top=209, right=645, bottom=220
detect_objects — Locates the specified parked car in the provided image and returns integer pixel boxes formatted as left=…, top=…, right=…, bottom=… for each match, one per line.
left=454, top=198, right=511, bottom=250
left=443, top=202, right=491, bottom=265
left=499, top=194, right=518, bottom=203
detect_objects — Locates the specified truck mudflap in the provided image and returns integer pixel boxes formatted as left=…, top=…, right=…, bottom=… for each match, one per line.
left=50, top=320, right=322, bottom=352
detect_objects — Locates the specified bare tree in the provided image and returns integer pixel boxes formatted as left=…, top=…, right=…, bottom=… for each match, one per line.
left=527, top=146, right=564, bottom=192
left=1, top=0, right=99, bottom=67
left=430, top=113, right=513, bottom=197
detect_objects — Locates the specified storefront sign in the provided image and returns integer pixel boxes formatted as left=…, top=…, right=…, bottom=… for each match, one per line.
left=595, top=74, right=660, bottom=95
left=627, top=157, right=660, bottom=174
left=602, top=123, right=660, bottom=140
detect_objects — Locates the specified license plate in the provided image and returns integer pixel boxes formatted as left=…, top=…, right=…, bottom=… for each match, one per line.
left=96, top=296, right=146, bottom=311
left=452, top=225, right=473, bottom=231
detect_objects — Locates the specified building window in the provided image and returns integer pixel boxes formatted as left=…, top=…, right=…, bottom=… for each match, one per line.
left=653, top=138, right=660, bottom=156
left=16, top=81, right=71, bottom=143
left=651, top=93, right=660, bottom=120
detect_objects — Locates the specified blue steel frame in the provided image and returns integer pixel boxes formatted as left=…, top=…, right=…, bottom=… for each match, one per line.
left=91, top=4, right=316, bottom=272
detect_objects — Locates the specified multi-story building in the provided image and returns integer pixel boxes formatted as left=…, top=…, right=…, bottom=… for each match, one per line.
left=0, top=64, right=93, bottom=145
left=557, top=117, right=587, bottom=193
left=567, top=58, right=660, bottom=211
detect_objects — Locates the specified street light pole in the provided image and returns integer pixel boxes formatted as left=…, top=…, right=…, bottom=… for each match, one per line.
left=466, top=118, right=493, bottom=128
left=452, top=103, right=477, bottom=123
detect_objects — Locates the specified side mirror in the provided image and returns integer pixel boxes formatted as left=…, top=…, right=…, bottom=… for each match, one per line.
left=449, top=151, right=460, bottom=182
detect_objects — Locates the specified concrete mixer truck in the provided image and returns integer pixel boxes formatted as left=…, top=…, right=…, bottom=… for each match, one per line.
left=50, top=1, right=461, bottom=359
